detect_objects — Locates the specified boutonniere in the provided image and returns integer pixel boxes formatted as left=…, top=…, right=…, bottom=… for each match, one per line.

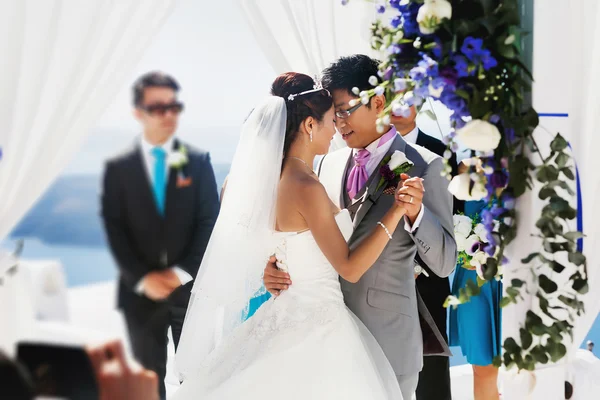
left=376, top=150, right=414, bottom=192
left=167, top=146, right=193, bottom=188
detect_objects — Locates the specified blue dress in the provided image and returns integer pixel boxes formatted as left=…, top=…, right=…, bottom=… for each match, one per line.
left=449, top=201, right=502, bottom=366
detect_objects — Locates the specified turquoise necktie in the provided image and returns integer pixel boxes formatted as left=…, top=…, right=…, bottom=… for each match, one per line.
left=151, top=147, right=167, bottom=215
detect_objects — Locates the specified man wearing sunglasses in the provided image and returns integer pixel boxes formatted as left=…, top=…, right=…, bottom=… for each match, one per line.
left=101, top=72, right=220, bottom=398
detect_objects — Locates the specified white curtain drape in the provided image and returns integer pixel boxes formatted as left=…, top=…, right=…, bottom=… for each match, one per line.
left=0, top=0, right=176, bottom=241
left=0, top=0, right=177, bottom=356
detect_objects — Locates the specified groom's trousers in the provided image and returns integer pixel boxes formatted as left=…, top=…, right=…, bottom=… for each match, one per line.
left=121, top=282, right=192, bottom=400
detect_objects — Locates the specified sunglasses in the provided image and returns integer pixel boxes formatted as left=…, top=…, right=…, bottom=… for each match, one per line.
left=140, top=101, right=184, bottom=116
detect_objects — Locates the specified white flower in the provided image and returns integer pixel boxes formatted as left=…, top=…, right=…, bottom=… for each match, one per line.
left=388, top=150, right=413, bottom=170
left=456, top=119, right=502, bottom=152
left=382, top=115, right=391, bottom=125
left=470, top=251, right=488, bottom=269
left=349, top=99, right=360, bottom=107
left=453, top=214, right=472, bottom=238
left=374, top=86, right=385, bottom=96
left=428, top=83, right=443, bottom=98
left=369, top=75, right=379, bottom=86
left=465, top=234, right=481, bottom=256
left=352, top=87, right=360, bottom=95
left=361, top=96, right=371, bottom=105
left=474, top=223, right=489, bottom=243
left=413, top=37, right=422, bottom=49
left=504, top=34, right=515, bottom=45
left=455, top=233, right=468, bottom=252
left=417, top=0, right=452, bottom=35
left=167, top=151, right=187, bottom=167
left=448, top=173, right=488, bottom=201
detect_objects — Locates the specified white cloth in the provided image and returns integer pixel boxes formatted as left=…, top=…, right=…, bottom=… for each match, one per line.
left=351, top=127, right=424, bottom=233
left=176, top=97, right=288, bottom=381
left=172, top=210, right=403, bottom=399
left=401, top=126, right=420, bottom=145
left=134, top=135, right=193, bottom=294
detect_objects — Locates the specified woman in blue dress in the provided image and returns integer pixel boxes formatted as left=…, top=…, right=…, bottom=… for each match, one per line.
left=449, top=200, right=502, bottom=400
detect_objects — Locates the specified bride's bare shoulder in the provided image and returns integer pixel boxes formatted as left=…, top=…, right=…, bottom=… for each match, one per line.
left=279, top=169, right=328, bottom=206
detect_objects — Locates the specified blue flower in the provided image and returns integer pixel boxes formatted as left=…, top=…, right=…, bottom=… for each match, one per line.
left=505, top=128, right=516, bottom=144
left=431, top=38, right=443, bottom=59
left=414, top=84, right=430, bottom=99
left=376, top=3, right=386, bottom=14
left=480, top=50, right=498, bottom=70
left=409, top=66, right=427, bottom=81
left=341, top=0, right=349, bottom=5
left=490, top=114, right=500, bottom=124
left=389, top=0, right=401, bottom=11
left=387, top=44, right=402, bottom=55
left=490, top=204, right=506, bottom=218
left=503, top=193, right=515, bottom=210
left=391, top=15, right=402, bottom=28
left=461, top=37, right=485, bottom=62
left=441, top=89, right=468, bottom=115
left=418, top=54, right=439, bottom=77
left=484, top=244, right=497, bottom=257
left=394, top=78, right=408, bottom=92
left=453, top=55, right=471, bottom=78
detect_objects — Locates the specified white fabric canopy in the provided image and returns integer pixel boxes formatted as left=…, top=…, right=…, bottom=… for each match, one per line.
left=238, top=0, right=382, bottom=151
left=0, top=0, right=177, bottom=356
left=0, top=0, right=176, bottom=241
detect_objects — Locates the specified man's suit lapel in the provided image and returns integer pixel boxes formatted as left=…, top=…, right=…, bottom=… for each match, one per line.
left=130, top=144, right=163, bottom=224
left=164, top=139, right=181, bottom=219
left=352, top=135, right=407, bottom=229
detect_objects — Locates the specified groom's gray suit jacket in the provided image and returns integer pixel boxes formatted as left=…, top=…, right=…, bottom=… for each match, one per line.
left=317, top=134, right=457, bottom=377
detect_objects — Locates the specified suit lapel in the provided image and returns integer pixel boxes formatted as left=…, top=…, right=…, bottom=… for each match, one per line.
left=164, top=139, right=181, bottom=220
left=352, top=135, right=408, bottom=229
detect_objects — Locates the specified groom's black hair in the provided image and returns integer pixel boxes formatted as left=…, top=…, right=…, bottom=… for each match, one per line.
left=321, top=55, right=381, bottom=100
left=132, top=71, right=180, bottom=107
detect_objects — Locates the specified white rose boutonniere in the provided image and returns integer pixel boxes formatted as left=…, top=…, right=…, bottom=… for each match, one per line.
left=167, top=145, right=188, bottom=169
left=377, top=151, right=414, bottom=192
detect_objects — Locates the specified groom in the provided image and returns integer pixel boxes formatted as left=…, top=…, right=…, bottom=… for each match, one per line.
left=101, top=72, right=220, bottom=398
left=264, top=55, right=457, bottom=399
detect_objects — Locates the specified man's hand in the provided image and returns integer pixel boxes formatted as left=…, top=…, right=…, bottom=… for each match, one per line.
left=144, top=270, right=181, bottom=301
left=397, top=173, right=425, bottom=224
left=87, top=340, right=159, bottom=400
left=263, top=255, right=292, bottom=296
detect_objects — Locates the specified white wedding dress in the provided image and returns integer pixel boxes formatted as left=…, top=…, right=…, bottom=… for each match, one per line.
left=172, top=209, right=403, bottom=399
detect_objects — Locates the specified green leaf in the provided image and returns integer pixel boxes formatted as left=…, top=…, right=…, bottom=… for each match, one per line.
left=455, top=89, right=470, bottom=100
left=521, top=253, right=538, bottom=264
left=551, top=134, right=568, bottom=152
left=525, top=311, right=543, bottom=330
left=530, top=345, right=549, bottom=364
left=564, top=231, right=584, bottom=241
left=568, top=252, right=586, bottom=266
left=465, top=279, right=482, bottom=297
left=538, top=187, right=556, bottom=200
left=500, top=296, right=513, bottom=308
left=511, top=278, right=525, bottom=288
left=504, top=337, right=520, bottom=353
left=548, top=341, right=567, bottom=363
left=539, top=274, right=558, bottom=294
left=492, top=355, right=502, bottom=368
left=555, top=152, right=569, bottom=168
left=561, top=167, right=575, bottom=180
left=520, top=328, right=533, bottom=349
left=483, top=257, right=498, bottom=280
left=551, top=261, right=566, bottom=273
left=573, top=278, right=589, bottom=294
left=421, top=109, right=437, bottom=121
left=498, top=44, right=516, bottom=59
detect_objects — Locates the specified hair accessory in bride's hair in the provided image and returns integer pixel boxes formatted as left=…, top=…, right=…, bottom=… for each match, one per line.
left=287, top=78, right=330, bottom=101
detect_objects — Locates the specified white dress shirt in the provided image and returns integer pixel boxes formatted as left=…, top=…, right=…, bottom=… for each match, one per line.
left=352, top=125, right=424, bottom=232
left=135, top=135, right=193, bottom=295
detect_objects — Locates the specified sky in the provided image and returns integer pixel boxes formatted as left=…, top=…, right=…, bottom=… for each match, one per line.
left=63, top=0, right=455, bottom=175
left=64, top=0, right=276, bottom=174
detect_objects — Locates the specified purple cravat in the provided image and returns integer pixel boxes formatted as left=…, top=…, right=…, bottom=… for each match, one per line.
left=347, top=149, right=371, bottom=200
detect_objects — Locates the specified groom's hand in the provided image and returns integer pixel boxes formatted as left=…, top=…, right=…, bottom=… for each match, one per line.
left=397, top=173, right=424, bottom=224
left=144, top=270, right=181, bottom=300
left=263, top=255, right=292, bottom=296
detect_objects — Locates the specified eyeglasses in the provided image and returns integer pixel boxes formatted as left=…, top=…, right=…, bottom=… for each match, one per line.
left=139, top=101, right=184, bottom=116
left=335, top=101, right=363, bottom=120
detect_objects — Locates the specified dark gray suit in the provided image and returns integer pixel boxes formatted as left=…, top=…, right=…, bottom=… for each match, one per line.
left=101, top=139, right=219, bottom=398
left=318, top=134, right=456, bottom=397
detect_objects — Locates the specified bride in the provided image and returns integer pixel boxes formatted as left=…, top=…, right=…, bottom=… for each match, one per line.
left=173, top=73, right=406, bottom=399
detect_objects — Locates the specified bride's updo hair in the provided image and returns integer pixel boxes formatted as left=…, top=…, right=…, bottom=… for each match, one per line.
left=271, top=72, right=333, bottom=155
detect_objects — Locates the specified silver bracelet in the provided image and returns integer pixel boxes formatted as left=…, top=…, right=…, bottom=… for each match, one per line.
left=377, top=221, right=393, bottom=240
